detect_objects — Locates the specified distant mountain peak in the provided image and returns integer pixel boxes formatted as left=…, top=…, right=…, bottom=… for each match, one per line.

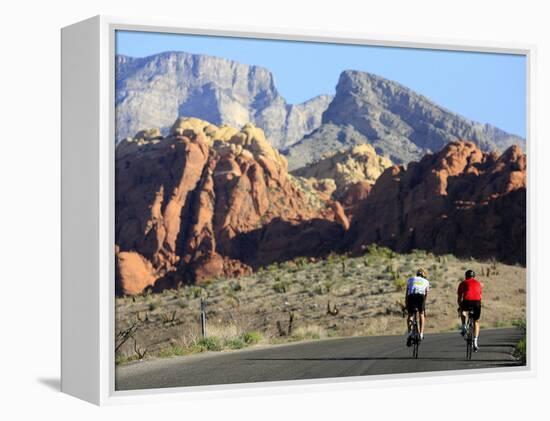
left=115, top=52, right=331, bottom=148
left=284, top=69, right=525, bottom=169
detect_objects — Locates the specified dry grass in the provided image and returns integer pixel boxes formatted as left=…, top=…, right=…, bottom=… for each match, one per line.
left=115, top=247, right=526, bottom=364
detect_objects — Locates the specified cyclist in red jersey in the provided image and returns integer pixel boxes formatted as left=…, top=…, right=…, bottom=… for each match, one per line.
left=457, top=269, right=483, bottom=351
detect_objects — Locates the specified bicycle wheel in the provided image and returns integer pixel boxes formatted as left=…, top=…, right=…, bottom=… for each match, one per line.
left=412, top=311, right=420, bottom=359
left=466, top=319, right=473, bottom=360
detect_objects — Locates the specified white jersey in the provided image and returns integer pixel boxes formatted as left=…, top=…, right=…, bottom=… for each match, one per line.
left=406, top=276, right=430, bottom=295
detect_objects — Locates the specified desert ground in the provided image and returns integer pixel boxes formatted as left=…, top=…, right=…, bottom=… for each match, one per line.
left=115, top=246, right=526, bottom=364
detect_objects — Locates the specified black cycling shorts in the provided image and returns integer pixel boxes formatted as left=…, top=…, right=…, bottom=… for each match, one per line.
left=407, top=293, right=426, bottom=314
left=460, top=300, right=481, bottom=321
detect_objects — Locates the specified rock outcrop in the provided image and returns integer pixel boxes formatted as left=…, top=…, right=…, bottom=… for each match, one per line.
left=115, top=118, right=347, bottom=294
left=116, top=53, right=332, bottom=149
left=292, top=144, right=392, bottom=194
left=285, top=70, right=525, bottom=168
left=346, top=141, right=526, bottom=264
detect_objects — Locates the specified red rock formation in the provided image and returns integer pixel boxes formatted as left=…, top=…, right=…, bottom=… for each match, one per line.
left=338, top=181, right=373, bottom=220
left=346, top=141, right=526, bottom=264
left=115, top=118, right=346, bottom=294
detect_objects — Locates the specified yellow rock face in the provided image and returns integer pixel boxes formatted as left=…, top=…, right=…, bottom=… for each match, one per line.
left=294, top=143, right=392, bottom=189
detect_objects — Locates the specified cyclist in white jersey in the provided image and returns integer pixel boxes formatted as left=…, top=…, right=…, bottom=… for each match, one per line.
left=405, top=268, right=430, bottom=346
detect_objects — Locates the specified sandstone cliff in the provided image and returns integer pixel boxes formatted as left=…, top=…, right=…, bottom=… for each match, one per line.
left=346, top=141, right=526, bottom=264
left=115, top=118, right=347, bottom=295
left=293, top=144, right=392, bottom=193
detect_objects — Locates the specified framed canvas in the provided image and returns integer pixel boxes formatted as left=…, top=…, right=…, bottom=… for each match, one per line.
left=61, top=15, right=534, bottom=405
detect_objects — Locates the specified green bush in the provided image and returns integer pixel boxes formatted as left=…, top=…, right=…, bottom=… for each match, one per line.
left=195, top=336, right=222, bottom=352
left=513, top=319, right=527, bottom=331
left=186, top=286, right=204, bottom=299
left=147, top=298, right=161, bottom=311
left=394, top=278, right=407, bottom=292
left=225, top=338, right=245, bottom=349
left=241, top=331, right=262, bottom=345
left=314, top=281, right=333, bottom=295
left=514, top=337, right=526, bottom=363
left=273, top=279, right=290, bottom=293
left=157, top=345, right=186, bottom=358
left=293, top=256, right=309, bottom=268
left=229, top=281, right=242, bottom=292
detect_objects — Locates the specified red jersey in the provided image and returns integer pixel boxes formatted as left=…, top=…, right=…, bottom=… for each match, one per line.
left=458, top=277, right=482, bottom=301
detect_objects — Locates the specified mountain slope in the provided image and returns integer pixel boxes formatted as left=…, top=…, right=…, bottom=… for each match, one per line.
left=115, top=52, right=332, bottom=148
left=285, top=70, right=525, bottom=168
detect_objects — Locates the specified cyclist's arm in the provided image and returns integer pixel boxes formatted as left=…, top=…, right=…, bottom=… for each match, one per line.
left=457, top=282, right=464, bottom=306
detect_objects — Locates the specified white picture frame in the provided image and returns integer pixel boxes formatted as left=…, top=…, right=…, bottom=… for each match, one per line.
left=61, top=15, right=536, bottom=405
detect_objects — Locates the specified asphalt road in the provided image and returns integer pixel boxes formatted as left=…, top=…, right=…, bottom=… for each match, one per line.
left=115, top=328, right=524, bottom=391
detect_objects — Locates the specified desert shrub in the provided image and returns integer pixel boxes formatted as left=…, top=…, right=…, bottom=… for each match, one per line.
left=147, top=298, right=161, bottom=311
left=157, top=345, right=186, bottom=358
left=229, top=281, right=242, bottom=292
left=195, top=336, right=222, bottom=352
left=291, top=325, right=327, bottom=340
left=314, top=281, right=333, bottom=295
left=294, top=256, right=309, bottom=268
left=273, top=279, right=290, bottom=293
left=225, top=338, right=245, bottom=350
left=394, top=277, right=407, bottom=292
left=266, top=263, right=279, bottom=273
left=513, top=319, right=527, bottom=331
left=514, top=337, right=527, bottom=363
left=366, top=244, right=394, bottom=259
left=186, top=286, right=204, bottom=299
left=241, top=331, right=262, bottom=345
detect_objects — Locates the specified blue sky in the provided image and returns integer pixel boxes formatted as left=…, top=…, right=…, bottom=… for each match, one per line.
left=116, top=31, right=526, bottom=137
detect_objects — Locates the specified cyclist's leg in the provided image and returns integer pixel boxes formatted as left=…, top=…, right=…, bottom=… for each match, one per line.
left=473, top=301, right=481, bottom=348
left=405, top=296, right=414, bottom=335
left=460, top=311, right=466, bottom=325
left=419, top=294, right=426, bottom=337
left=459, top=301, right=470, bottom=335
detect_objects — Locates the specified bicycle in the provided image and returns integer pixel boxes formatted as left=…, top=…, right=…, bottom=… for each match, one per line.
left=464, top=309, right=475, bottom=360
left=410, top=307, right=421, bottom=359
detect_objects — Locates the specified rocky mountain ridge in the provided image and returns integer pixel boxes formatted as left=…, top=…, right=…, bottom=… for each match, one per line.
left=284, top=70, right=525, bottom=168
left=116, top=52, right=332, bottom=149
left=117, top=53, right=524, bottom=167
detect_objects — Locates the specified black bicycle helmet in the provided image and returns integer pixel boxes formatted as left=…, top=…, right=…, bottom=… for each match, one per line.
left=465, top=269, right=476, bottom=279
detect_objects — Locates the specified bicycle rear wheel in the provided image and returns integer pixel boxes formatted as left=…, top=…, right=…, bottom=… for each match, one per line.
left=466, top=319, right=474, bottom=360
left=412, top=311, right=420, bottom=359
